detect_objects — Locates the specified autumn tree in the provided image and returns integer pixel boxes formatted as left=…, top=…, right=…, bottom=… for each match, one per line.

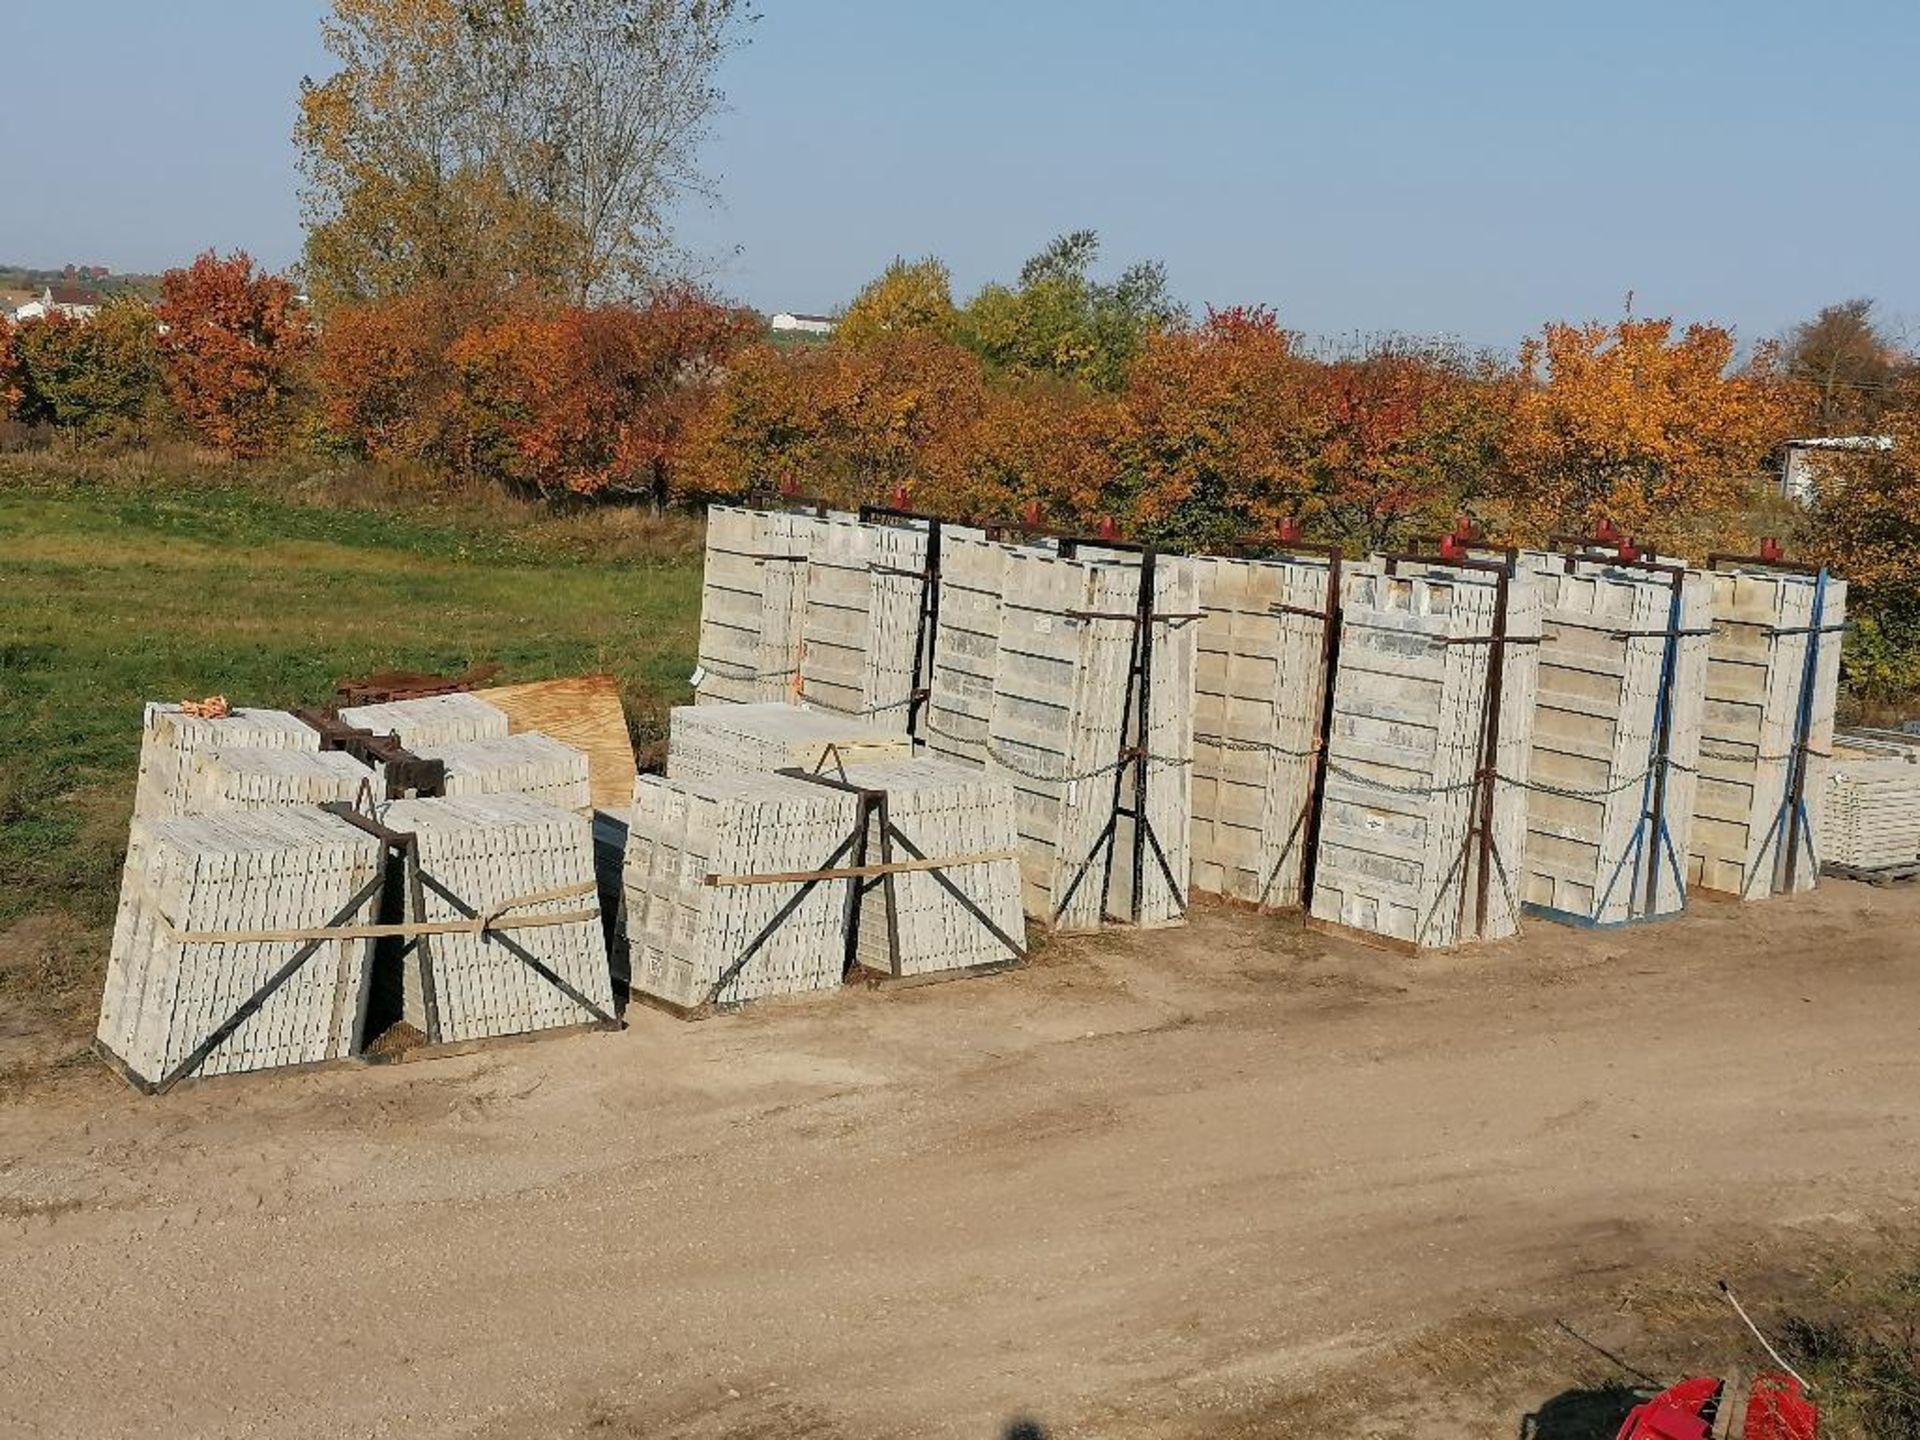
left=154, top=251, right=313, bottom=458
left=956, top=230, right=1182, bottom=391
left=313, top=285, right=476, bottom=463
left=9, top=301, right=161, bottom=438
left=1309, top=336, right=1515, bottom=552
left=1804, top=380, right=1920, bottom=698
left=449, top=289, right=757, bottom=499
left=683, top=333, right=986, bottom=505
left=1089, top=306, right=1319, bottom=549
left=296, top=0, right=753, bottom=309
left=836, top=257, right=957, bottom=346
left=1781, top=297, right=1906, bottom=435
left=1501, top=319, right=1796, bottom=551
left=0, top=317, right=20, bottom=419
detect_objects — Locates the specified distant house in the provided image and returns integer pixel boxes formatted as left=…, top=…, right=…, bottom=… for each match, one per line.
left=11, top=285, right=104, bottom=323
left=1777, top=435, right=1894, bottom=504
left=770, top=311, right=836, bottom=336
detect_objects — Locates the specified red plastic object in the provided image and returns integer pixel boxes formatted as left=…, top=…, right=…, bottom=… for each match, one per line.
left=889, top=483, right=911, bottom=509
left=1760, top=536, right=1786, bottom=563
left=1020, top=499, right=1044, bottom=531
left=1451, top=514, right=1482, bottom=542
left=1616, top=539, right=1641, bottom=562
left=1595, top=517, right=1624, bottom=543
left=1095, top=514, right=1122, bottom=541
left=778, top=476, right=801, bottom=497
left=1439, top=532, right=1466, bottom=561
left=1745, top=1373, right=1817, bottom=1440
left=1614, top=1377, right=1722, bottom=1440
left=1277, top=515, right=1302, bottom=544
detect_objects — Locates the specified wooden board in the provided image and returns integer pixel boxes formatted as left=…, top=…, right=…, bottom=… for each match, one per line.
left=475, top=675, right=637, bottom=812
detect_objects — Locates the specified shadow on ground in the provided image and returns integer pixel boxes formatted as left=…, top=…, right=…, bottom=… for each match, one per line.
left=1518, top=1383, right=1643, bottom=1439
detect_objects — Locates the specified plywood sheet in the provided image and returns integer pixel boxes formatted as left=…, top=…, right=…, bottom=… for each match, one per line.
left=475, top=674, right=636, bottom=812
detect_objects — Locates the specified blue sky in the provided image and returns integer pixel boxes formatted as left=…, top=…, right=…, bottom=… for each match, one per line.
left=3, top=1, right=1915, bottom=349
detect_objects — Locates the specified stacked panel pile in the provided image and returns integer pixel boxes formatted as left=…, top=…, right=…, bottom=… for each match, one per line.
left=665, top=702, right=911, bottom=782
left=1825, top=735, right=1920, bottom=870
left=97, top=808, right=385, bottom=1085
left=1309, top=564, right=1542, bottom=949
left=338, top=693, right=510, bottom=749
left=184, top=748, right=373, bottom=815
left=623, top=773, right=861, bottom=1010
left=1188, top=553, right=1335, bottom=910
left=694, top=505, right=827, bottom=705
left=925, top=536, right=1195, bottom=931
left=1692, top=569, right=1848, bottom=898
left=1518, top=558, right=1711, bottom=925
left=132, top=705, right=321, bottom=821
left=796, top=516, right=931, bottom=731
left=383, top=795, right=613, bottom=1042
left=425, top=733, right=593, bottom=813
left=838, top=758, right=1028, bottom=979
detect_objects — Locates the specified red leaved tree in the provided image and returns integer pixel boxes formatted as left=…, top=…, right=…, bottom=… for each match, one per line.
left=450, top=289, right=758, bottom=499
left=313, top=285, right=478, bottom=464
left=155, top=250, right=312, bottom=457
left=0, top=316, right=21, bottom=419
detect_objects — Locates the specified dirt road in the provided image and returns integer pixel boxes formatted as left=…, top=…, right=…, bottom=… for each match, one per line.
left=4, top=882, right=1918, bottom=1439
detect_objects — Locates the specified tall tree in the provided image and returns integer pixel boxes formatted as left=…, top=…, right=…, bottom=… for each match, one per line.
left=836, top=257, right=957, bottom=346
left=1501, top=319, right=1796, bottom=550
left=156, top=252, right=314, bottom=458
left=956, top=230, right=1183, bottom=391
left=296, top=0, right=753, bottom=309
left=1782, top=297, right=1905, bottom=435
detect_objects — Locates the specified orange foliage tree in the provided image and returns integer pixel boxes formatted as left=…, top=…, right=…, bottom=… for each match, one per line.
left=313, top=285, right=474, bottom=464
left=682, top=333, right=987, bottom=507
left=449, top=289, right=758, bottom=499
left=156, top=251, right=312, bottom=457
left=1310, top=338, right=1515, bottom=552
left=1501, top=319, right=1797, bottom=549
left=0, top=316, right=20, bottom=418
left=1093, top=307, right=1320, bottom=549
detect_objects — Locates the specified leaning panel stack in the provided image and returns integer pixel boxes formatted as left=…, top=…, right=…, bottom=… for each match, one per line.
left=796, top=516, right=931, bottom=731
left=622, top=773, right=862, bottom=1011
left=132, top=705, right=322, bottom=822
left=183, top=748, right=373, bottom=815
left=665, top=702, right=912, bottom=782
left=337, top=693, right=511, bottom=750
left=383, top=795, right=613, bottom=1043
left=97, top=807, right=386, bottom=1086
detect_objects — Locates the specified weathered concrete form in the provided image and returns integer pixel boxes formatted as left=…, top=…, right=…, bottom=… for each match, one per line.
left=837, top=757, right=1027, bottom=979
left=426, top=733, right=593, bottom=813
left=133, top=705, right=321, bottom=821
left=383, top=795, right=612, bottom=1043
left=98, top=808, right=385, bottom=1085
left=1308, top=562, right=1542, bottom=949
left=694, top=505, right=828, bottom=705
left=184, top=748, right=373, bottom=815
left=1188, top=552, right=1336, bottom=910
left=795, top=516, right=932, bottom=730
left=1692, top=568, right=1847, bottom=898
left=338, top=693, right=511, bottom=750
left=623, top=772, right=861, bottom=1010
left=1518, top=555, right=1711, bottom=925
left=924, top=536, right=1194, bottom=932
left=665, top=702, right=911, bottom=782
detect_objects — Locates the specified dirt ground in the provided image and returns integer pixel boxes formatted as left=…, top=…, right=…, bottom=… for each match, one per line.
left=4, top=881, right=1918, bottom=1440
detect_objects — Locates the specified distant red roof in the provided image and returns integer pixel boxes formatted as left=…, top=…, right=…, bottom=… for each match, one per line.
left=48, top=285, right=101, bottom=306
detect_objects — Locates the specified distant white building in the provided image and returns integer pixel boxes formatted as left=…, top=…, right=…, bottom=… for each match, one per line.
left=770, top=311, right=835, bottom=335
left=12, top=285, right=103, bottom=323
left=1778, top=435, right=1894, bottom=504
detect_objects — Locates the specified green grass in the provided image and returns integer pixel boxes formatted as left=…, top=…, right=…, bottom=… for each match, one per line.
left=0, top=461, right=704, bottom=1081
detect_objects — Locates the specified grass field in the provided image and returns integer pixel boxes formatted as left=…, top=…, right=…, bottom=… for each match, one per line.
left=0, top=457, right=705, bottom=1085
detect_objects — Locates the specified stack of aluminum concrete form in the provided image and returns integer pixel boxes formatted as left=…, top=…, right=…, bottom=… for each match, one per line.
left=1308, top=562, right=1543, bottom=949
left=694, top=505, right=829, bottom=706
left=925, top=536, right=1196, bottom=932
left=96, top=807, right=385, bottom=1086
left=1518, top=556, right=1712, bottom=925
left=839, top=757, right=1027, bottom=979
left=425, top=733, right=593, bottom=813
left=623, top=772, right=861, bottom=1010
left=183, top=748, right=373, bottom=815
left=796, top=516, right=930, bottom=731
left=1826, top=759, right=1920, bottom=869
left=1188, top=553, right=1336, bottom=910
left=665, top=702, right=911, bottom=782
left=338, top=693, right=511, bottom=749
left=1692, top=568, right=1847, bottom=898
left=132, top=704, right=322, bottom=821
left=383, top=795, right=612, bottom=1042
